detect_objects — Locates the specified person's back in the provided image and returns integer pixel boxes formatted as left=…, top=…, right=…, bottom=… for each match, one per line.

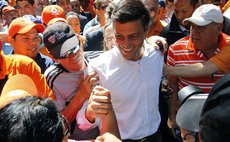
left=0, top=53, right=54, bottom=99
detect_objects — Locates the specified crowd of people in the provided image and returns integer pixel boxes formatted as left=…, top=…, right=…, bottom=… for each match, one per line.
left=0, top=0, right=230, bottom=142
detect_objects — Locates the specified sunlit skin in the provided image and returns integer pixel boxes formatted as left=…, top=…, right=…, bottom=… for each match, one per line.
left=66, top=15, right=81, bottom=34
left=104, top=23, right=115, bottom=50
left=17, top=1, right=35, bottom=16
left=113, top=20, right=146, bottom=61
left=96, top=3, right=108, bottom=26
left=54, top=48, right=86, bottom=72
left=190, top=22, right=222, bottom=57
left=174, top=0, right=198, bottom=26
left=10, top=28, right=41, bottom=59
left=57, top=0, right=72, bottom=14
left=141, top=0, right=159, bottom=26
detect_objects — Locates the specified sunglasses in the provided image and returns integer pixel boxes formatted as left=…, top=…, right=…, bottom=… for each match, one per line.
left=60, top=46, right=79, bottom=59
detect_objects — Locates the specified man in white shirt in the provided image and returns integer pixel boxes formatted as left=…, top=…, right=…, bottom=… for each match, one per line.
left=77, top=0, right=164, bottom=141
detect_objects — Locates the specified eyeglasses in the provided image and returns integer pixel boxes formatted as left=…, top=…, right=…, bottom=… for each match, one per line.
left=60, top=46, right=79, bottom=59
left=59, top=114, right=71, bottom=136
left=100, top=4, right=108, bottom=10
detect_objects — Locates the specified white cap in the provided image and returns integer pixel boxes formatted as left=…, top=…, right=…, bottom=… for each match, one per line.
left=183, top=4, right=223, bottom=26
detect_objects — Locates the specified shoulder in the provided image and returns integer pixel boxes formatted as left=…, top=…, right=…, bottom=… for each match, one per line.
left=170, top=36, right=189, bottom=48
left=9, top=54, right=35, bottom=66
left=44, top=64, right=65, bottom=78
left=84, top=51, right=104, bottom=63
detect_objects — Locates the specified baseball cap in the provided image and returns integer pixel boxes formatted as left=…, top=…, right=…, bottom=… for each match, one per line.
left=2, top=5, right=17, bottom=15
left=43, top=22, right=80, bottom=59
left=42, top=5, right=65, bottom=26
left=183, top=4, right=223, bottom=26
left=0, top=74, right=37, bottom=108
left=47, top=17, right=67, bottom=26
left=8, top=17, right=45, bottom=37
left=176, top=85, right=208, bottom=132
left=199, top=72, right=230, bottom=142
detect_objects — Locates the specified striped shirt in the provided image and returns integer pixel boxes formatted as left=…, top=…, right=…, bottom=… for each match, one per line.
left=167, top=34, right=228, bottom=93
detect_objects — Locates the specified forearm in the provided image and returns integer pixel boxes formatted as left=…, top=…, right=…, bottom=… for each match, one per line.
left=167, top=78, right=179, bottom=123
left=62, top=91, right=88, bottom=123
left=101, top=109, right=120, bottom=139
left=165, top=61, right=220, bottom=77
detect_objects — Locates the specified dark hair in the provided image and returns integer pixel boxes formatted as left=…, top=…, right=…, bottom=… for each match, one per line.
left=190, top=0, right=199, bottom=7
left=0, top=96, right=64, bottom=142
left=16, top=0, right=35, bottom=5
left=66, top=11, right=80, bottom=19
left=174, top=0, right=198, bottom=7
left=111, top=0, right=150, bottom=32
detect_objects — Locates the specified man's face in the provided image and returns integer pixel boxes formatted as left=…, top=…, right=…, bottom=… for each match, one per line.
left=17, top=0, right=35, bottom=16
left=96, top=3, right=109, bottom=22
left=55, top=47, right=85, bottom=72
left=3, top=11, right=19, bottom=26
left=141, top=0, right=159, bottom=26
left=70, top=1, right=81, bottom=14
left=79, top=0, right=89, bottom=10
left=190, top=22, right=221, bottom=52
left=66, top=15, right=81, bottom=34
left=57, top=0, right=72, bottom=14
left=174, top=0, right=197, bottom=26
left=113, top=20, right=146, bottom=61
left=11, top=28, right=41, bottom=59
left=34, top=0, right=44, bottom=14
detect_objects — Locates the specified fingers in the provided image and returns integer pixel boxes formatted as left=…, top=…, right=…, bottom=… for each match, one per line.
left=89, top=86, right=112, bottom=117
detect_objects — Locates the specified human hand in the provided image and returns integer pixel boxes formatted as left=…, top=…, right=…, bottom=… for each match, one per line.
left=146, top=36, right=168, bottom=55
left=78, top=72, right=99, bottom=100
left=167, top=116, right=180, bottom=139
left=95, top=132, right=121, bottom=142
left=88, top=86, right=112, bottom=117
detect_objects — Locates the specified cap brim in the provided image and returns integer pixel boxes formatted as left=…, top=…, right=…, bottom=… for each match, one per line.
left=3, top=9, right=18, bottom=15
left=18, top=23, right=45, bottom=34
left=1, top=74, right=37, bottom=97
left=183, top=17, right=212, bottom=26
left=176, top=94, right=208, bottom=132
left=47, top=17, right=67, bottom=26
left=0, top=74, right=38, bottom=108
left=49, top=35, right=80, bottom=59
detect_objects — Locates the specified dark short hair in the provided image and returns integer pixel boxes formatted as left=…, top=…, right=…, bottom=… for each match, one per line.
left=111, top=0, right=150, bottom=32
left=0, top=96, right=64, bottom=142
left=66, top=11, right=80, bottom=19
left=16, top=0, right=35, bottom=6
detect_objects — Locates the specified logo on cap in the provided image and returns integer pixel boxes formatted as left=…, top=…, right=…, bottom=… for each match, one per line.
left=50, top=7, right=59, bottom=15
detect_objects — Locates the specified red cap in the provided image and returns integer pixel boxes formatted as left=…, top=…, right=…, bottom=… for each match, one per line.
left=8, top=17, right=45, bottom=37
left=42, top=5, right=65, bottom=25
left=2, top=5, right=18, bottom=15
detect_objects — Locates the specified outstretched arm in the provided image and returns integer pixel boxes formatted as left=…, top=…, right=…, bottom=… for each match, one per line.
left=164, top=60, right=220, bottom=78
left=86, top=86, right=120, bottom=139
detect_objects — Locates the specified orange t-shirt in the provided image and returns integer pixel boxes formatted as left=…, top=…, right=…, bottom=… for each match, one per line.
left=0, top=52, right=55, bottom=99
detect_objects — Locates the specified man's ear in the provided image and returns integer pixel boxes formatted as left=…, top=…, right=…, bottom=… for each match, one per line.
left=8, top=36, right=15, bottom=46
left=217, top=23, right=223, bottom=33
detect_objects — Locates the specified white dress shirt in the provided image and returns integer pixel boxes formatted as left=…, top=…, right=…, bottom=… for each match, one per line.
left=77, top=41, right=164, bottom=140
